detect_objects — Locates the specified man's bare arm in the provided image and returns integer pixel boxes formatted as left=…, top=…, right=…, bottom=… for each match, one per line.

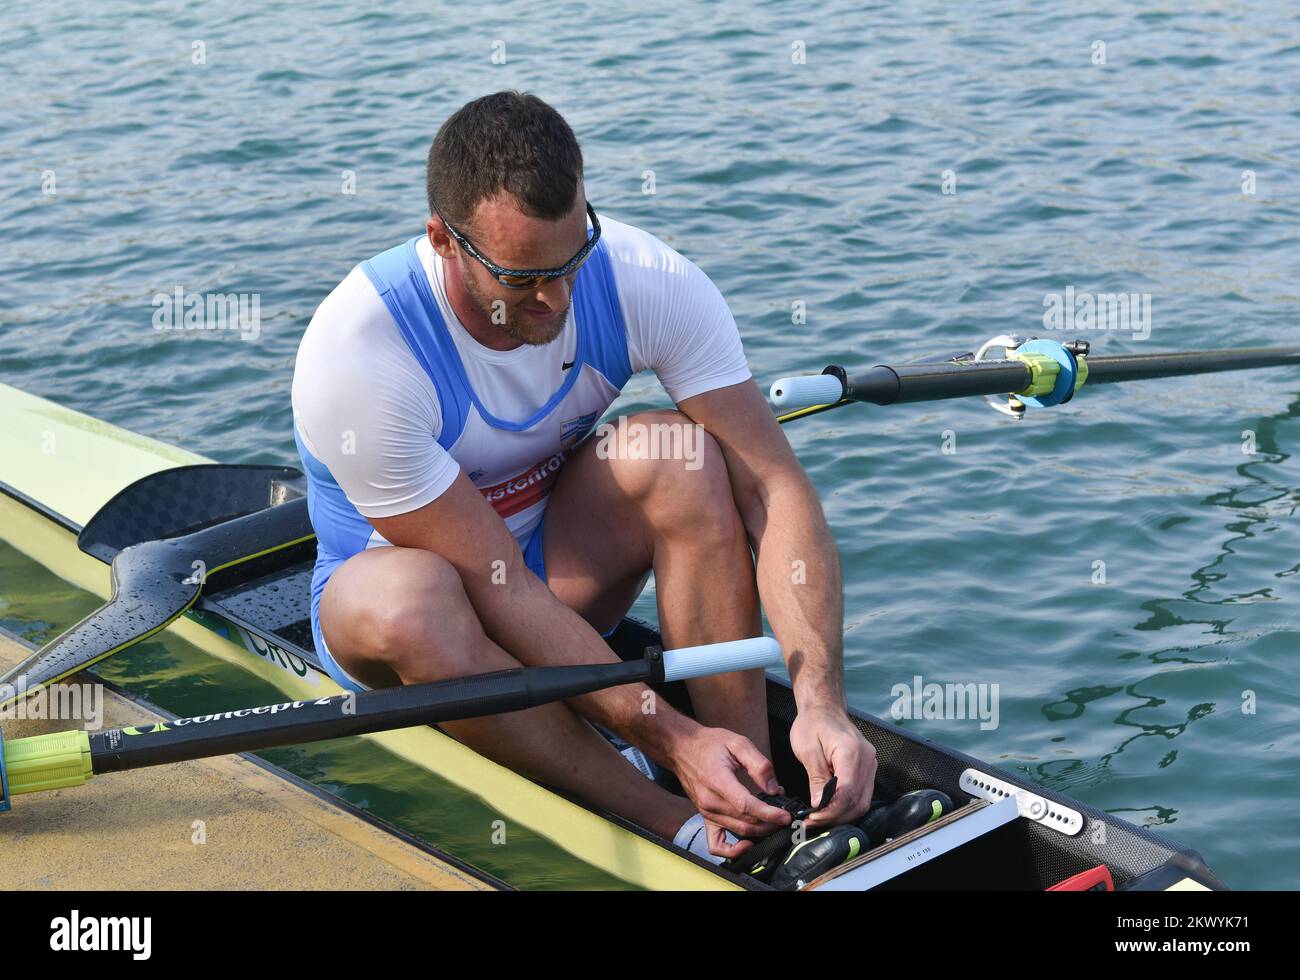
left=370, top=474, right=794, bottom=838
left=678, top=380, right=844, bottom=707
left=369, top=473, right=700, bottom=762
left=679, top=379, right=875, bottom=823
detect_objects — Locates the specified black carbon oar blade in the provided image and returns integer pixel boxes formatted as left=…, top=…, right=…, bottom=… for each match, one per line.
left=0, top=498, right=313, bottom=707
left=0, top=540, right=199, bottom=707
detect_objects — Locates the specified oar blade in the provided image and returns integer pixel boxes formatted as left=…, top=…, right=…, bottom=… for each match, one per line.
left=0, top=543, right=199, bottom=707
left=0, top=498, right=314, bottom=709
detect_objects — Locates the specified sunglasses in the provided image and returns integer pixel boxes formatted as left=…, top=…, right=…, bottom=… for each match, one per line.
left=434, top=201, right=602, bottom=289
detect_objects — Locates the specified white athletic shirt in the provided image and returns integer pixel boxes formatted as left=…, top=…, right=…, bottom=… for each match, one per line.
left=292, top=215, right=751, bottom=551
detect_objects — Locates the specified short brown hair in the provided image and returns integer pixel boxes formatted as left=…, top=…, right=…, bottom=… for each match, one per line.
left=426, top=91, right=583, bottom=233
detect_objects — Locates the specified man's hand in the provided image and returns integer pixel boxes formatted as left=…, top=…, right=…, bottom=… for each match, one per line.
left=668, top=726, right=792, bottom=858
left=788, top=704, right=877, bottom=828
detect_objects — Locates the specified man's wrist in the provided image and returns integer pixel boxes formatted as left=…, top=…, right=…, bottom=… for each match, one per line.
left=627, top=705, right=702, bottom=767
left=792, top=677, right=846, bottom=713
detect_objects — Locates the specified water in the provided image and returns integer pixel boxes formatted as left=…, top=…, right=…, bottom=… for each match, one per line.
left=3, top=0, right=1299, bottom=888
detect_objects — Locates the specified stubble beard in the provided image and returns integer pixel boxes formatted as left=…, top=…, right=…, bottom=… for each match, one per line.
left=462, top=274, right=570, bottom=347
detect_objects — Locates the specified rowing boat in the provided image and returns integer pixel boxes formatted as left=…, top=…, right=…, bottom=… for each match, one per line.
left=0, top=376, right=1229, bottom=890
left=0, top=383, right=739, bottom=889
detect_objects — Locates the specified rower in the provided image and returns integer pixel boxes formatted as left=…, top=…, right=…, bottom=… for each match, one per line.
left=290, top=90, right=876, bottom=860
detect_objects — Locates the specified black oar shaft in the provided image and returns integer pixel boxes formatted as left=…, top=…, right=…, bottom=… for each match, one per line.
left=1085, top=347, right=1300, bottom=385
left=845, top=361, right=1034, bottom=406
left=2, top=637, right=779, bottom=801
left=834, top=346, right=1300, bottom=406
left=90, top=658, right=658, bottom=774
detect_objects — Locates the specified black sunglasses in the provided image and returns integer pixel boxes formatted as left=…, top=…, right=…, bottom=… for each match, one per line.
left=434, top=201, right=601, bottom=289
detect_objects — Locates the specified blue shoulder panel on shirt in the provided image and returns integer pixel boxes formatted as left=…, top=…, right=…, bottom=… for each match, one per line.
left=573, top=239, right=633, bottom=391
left=362, top=238, right=470, bottom=450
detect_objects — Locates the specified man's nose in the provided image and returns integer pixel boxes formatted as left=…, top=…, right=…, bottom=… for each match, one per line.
left=534, top=276, right=571, bottom=308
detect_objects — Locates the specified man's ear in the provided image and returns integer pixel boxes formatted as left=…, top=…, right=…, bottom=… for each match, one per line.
left=427, top=216, right=455, bottom=260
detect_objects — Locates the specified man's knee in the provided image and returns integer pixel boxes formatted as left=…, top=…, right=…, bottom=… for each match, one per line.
left=326, top=549, right=486, bottom=677
left=597, top=411, right=742, bottom=543
left=595, top=410, right=729, bottom=495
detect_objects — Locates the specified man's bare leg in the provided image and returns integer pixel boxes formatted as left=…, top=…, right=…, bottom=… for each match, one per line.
left=318, top=410, right=772, bottom=841
left=543, top=411, right=771, bottom=758
left=319, top=546, right=695, bottom=840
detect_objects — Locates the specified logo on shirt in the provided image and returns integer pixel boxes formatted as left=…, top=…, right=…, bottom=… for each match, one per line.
left=561, top=411, right=599, bottom=449
left=479, top=454, right=565, bottom=519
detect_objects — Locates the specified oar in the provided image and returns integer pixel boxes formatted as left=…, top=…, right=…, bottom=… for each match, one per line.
left=769, top=338, right=1300, bottom=422
left=0, top=498, right=314, bottom=709
left=0, top=636, right=780, bottom=809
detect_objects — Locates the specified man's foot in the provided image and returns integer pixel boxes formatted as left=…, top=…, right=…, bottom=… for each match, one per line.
left=594, top=724, right=661, bottom=782
left=672, top=813, right=740, bottom=866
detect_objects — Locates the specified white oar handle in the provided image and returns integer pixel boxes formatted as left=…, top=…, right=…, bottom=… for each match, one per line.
left=769, top=374, right=844, bottom=409
left=660, top=637, right=782, bottom=682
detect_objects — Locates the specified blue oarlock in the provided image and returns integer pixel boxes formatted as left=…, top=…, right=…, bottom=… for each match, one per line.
left=1015, top=338, right=1082, bottom=408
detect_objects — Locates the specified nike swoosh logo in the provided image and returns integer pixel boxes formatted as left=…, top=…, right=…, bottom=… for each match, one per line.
left=561, top=360, right=575, bottom=371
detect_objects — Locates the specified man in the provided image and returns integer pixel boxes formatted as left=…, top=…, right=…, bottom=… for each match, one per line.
left=292, top=90, right=875, bottom=861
